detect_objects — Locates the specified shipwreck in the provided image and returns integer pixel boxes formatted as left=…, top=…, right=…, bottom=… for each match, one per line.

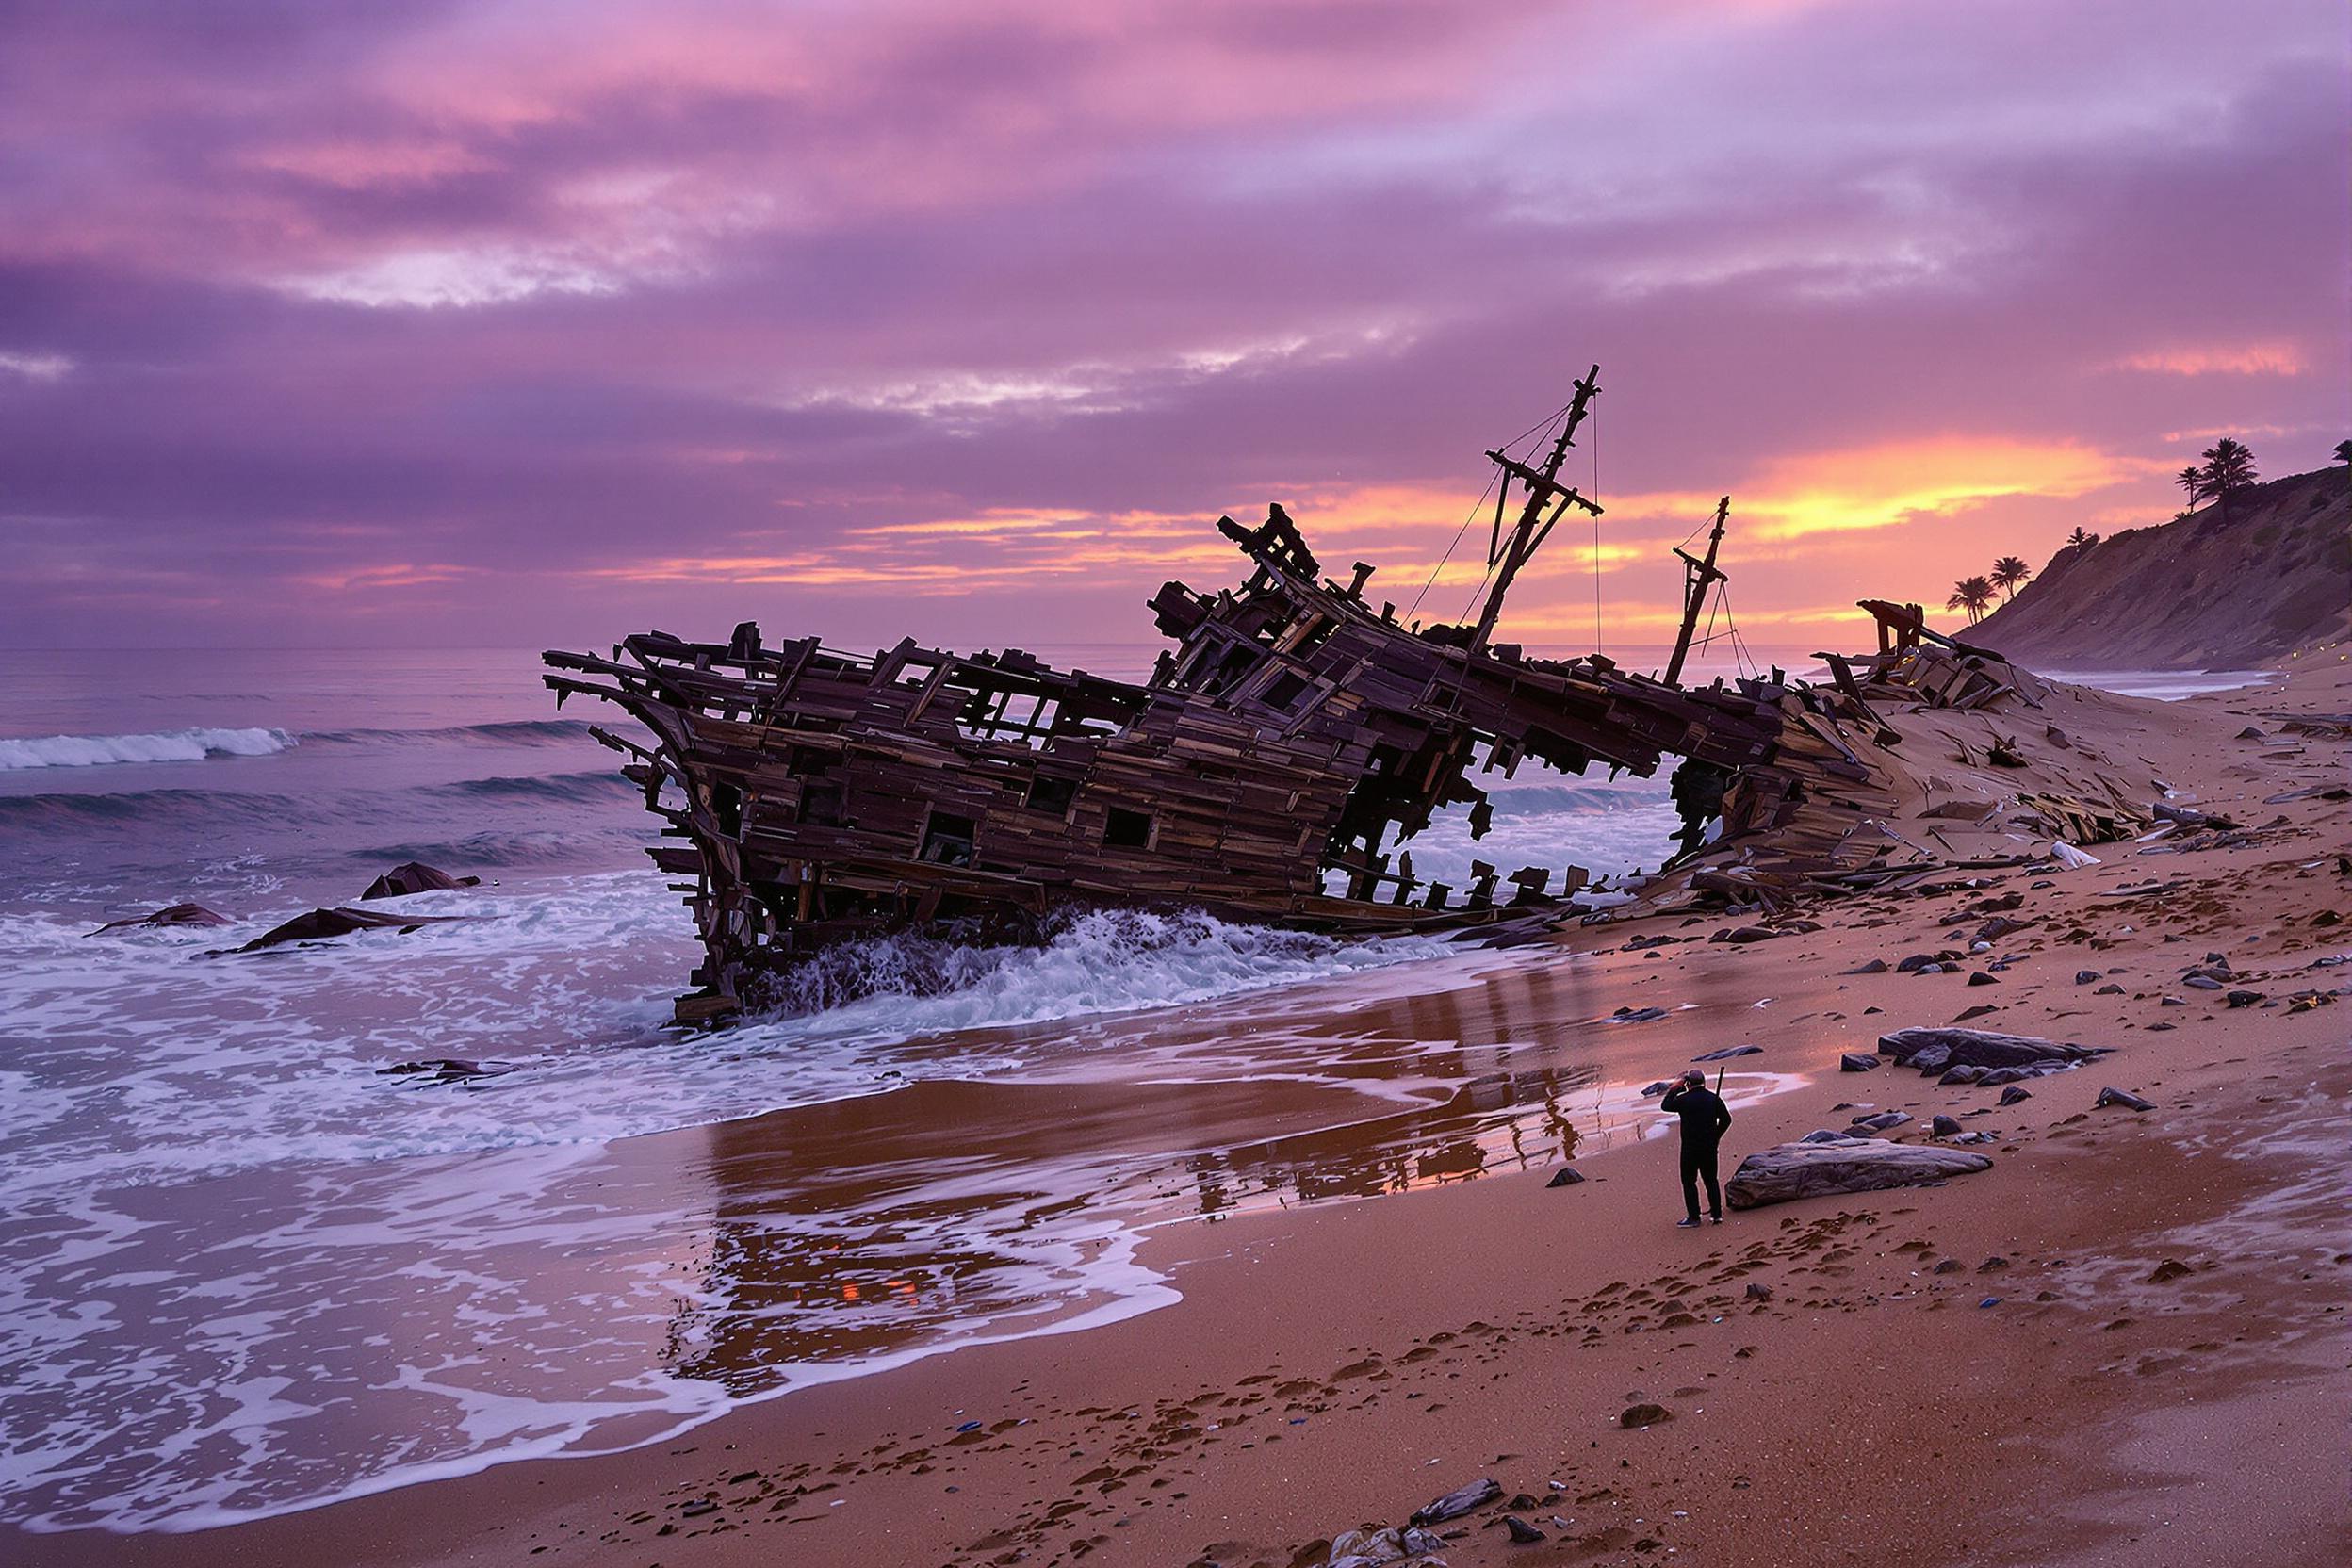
left=547, top=368, right=2138, bottom=1023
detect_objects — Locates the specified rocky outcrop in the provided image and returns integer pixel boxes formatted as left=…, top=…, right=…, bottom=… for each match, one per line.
left=1725, top=1141, right=1993, bottom=1210
left=1973, top=464, right=2349, bottom=668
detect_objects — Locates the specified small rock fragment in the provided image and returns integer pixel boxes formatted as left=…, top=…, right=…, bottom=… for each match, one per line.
left=2095, top=1086, right=2155, bottom=1112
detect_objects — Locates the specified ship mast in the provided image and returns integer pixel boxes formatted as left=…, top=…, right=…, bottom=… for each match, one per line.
left=1663, top=495, right=1731, bottom=687
left=1468, top=365, right=1605, bottom=652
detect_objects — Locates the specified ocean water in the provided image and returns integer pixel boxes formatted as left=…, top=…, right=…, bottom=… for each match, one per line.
left=0, top=642, right=2238, bottom=1532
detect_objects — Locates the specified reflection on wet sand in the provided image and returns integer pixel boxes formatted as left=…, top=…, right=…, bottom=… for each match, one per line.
left=668, top=941, right=1748, bottom=1394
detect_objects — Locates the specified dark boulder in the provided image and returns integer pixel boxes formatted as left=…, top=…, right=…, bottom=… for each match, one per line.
left=1618, top=1403, right=1671, bottom=1429
left=237, top=906, right=473, bottom=953
left=1877, top=1026, right=2101, bottom=1072
left=1725, top=1141, right=1992, bottom=1210
left=1997, top=1086, right=2034, bottom=1106
left=2095, top=1086, right=2155, bottom=1112
left=360, top=861, right=482, bottom=900
left=1838, top=1053, right=1881, bottom=1072
left=1546, top=1167, right=1586, bottom=1188
left=88, top=903, right=235, bottom=935
left=1929, top=1114, right=1963, bottom=1138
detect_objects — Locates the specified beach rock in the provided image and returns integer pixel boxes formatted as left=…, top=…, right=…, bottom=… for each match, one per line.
left=1411, top=1478, right=1502, bottom=1527
left=1838, top=1053, right=1881, bottom=1072
left=359, top=860, right=482, bottom=900
left=2225, top=989, right=2262, bottom=1008
left=1800, top=1129, right=1861, bottom=1143
left=88, top=902, right=236, bottom=934
left=1503, top=1516, right=1546, bottom=1544
left=1721, top=925, right=1779, bottom=943
left=1618, top=1403, right=1671, bottom=1429
left=1952, top=1004, right=2000, bottom=1022
left=1610, top=1005, right=1670, bottom=1023
left=1849, top=1111, right=1912, bottom=1132
left=2075, top=970, right=2102, bottom=985
left=2095, top=983, right=2125, bottom=995
left=2181, top=974, right=2224, bottom=990
left=1328, top=1526, right=1412, bottom=1567
left=1691, top=1044, right=1761, bottom=1062
left=1745, top=1283, right=1773, bottom=1300
left=1877, top=1026, right=2099, bottom=1072
left=236, top=906, right=473, bottom=952
left=1896, top=953, right=1942, bottom=972
left=1845, top=958, right=1890, bottom=974
left=1952, top=1131, right=1999, bottom=1145
left=1640, top=1080, right=1677, bottom=1096
left=1966, top=972, right=1999, bottom=987
left=2148, top=1259, right=2194, bottom=1283
left=378, top=1058, right=513, bottom=1085
left=2095, top=1086, right=2155, bottom=1112
left=1929, top=1115, right=1964, bottom=1138
left=1933, top=1257, right=1964, bottom=1274
left=1937, top=1064, right=1986, bottom=1086
left=1546, top=1167, right=1586, bottom=1188
left=1725, top=1141, right=1991, bottom=1210
left=2236, top=726, right=2265, bottom=740
left=1998, top=1086, right=2034, bottom=1106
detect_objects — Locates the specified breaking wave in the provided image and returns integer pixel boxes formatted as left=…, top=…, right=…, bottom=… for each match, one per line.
left=760, top=906, right=1439, bottom=1028
left=0, top=727, right=295, bottom=771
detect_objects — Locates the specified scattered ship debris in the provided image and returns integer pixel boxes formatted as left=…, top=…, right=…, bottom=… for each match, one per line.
left=547, top=368, right=2145, bottom=1023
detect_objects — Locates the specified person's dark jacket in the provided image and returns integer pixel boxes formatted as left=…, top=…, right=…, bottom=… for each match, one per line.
left=1660, top=1085, right=1733, bottom=1146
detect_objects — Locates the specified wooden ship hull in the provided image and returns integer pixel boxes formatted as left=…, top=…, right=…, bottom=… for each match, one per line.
left=545, top=370, right=2067, bottom=1024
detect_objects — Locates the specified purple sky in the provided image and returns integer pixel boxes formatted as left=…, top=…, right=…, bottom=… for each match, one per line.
left=2, top=0, right=2344, bottom=654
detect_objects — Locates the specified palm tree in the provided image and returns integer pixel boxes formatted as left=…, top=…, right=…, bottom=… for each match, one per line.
left=1946, top=575, right=1995, bottom=624
left=2176, top=466, right=2205, bottom=510
left=2334, top=439, right=2351, bottom=466
left=2066, top=526, right=2097, bottom=550
left=1990, top=555, right=2032, bottom=600
left=2197, top=437, right=2258, bottom=523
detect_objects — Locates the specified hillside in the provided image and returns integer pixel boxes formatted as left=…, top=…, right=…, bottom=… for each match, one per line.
left=1972, top=462, right=2350, bottom=669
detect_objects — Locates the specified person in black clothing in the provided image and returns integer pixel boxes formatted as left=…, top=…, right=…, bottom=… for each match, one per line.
left=1660, top=1070, right=1733, bottom=1227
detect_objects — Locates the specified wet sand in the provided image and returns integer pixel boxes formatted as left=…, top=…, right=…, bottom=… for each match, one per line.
left=16, top=649, right=2349, bottom=1567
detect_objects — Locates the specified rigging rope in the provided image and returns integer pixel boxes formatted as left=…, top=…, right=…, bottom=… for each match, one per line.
left=1590, top=394, right=1602, bottom=657
left=1408, top=400, right=1573, bottom=624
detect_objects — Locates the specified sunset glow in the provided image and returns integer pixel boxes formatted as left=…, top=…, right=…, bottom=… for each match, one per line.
left=1, top=0, right=2344, bottom=651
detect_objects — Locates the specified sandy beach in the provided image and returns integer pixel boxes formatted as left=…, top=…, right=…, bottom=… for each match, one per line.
left=18, top=652, right=2342, bottom=1568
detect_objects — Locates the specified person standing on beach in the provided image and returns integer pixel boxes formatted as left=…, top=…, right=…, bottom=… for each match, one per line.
left=1660, top=1070, right=1733, bottom=1227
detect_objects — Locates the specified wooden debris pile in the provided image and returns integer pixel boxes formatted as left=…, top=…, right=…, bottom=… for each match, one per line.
left=1846, top=600, right=2045, bottom=711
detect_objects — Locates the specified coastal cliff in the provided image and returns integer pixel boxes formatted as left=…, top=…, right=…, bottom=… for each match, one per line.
left=1974, top=463, right=2350, bottom=669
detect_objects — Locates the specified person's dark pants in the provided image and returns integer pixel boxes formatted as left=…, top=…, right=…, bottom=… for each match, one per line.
left=1680, top=1139, right=1723, bottom=1221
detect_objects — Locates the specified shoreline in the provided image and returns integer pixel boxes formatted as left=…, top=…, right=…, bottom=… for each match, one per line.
left=9, top=650, right=2348, bottom=1566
